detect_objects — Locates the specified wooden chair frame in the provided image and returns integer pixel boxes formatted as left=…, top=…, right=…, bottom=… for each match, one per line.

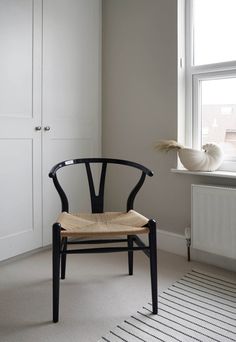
left=49, top=158, right=157, bottom=323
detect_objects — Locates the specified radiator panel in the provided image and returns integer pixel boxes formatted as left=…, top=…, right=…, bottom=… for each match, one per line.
left=191, top=184, right=236, bottom=259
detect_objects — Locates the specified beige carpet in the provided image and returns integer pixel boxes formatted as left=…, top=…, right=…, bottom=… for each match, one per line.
left=0, top=248, right=236, bottom=342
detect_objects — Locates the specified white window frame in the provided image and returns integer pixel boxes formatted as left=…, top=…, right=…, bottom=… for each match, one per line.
left=184, top=0, right=236, bottom=171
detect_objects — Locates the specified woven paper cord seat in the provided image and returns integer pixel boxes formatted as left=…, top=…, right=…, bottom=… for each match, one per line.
left=57, top=210, right=149, bottom=237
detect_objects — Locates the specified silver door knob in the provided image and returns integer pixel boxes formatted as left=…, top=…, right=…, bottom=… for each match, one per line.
left=35, top=126, right=42, bottom=131
left=44, top=126, right=51, bottom=131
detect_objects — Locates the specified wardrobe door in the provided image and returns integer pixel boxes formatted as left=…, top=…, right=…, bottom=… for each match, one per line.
left=42, top=0, right=101, bottom=244
left=0, top=0, right=43, bottom=260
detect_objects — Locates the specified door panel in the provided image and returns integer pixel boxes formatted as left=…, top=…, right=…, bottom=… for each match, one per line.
left=0, top=139, right=33, bottom=238
left=42, top=0, right=101, bottom=245
left=0, top=138, right=42, bottom=259
left=0, top=0, right=33, bottom=117
left=0, top=0, right=42, bottom=261
left=42, top=0, right=101, bottom=123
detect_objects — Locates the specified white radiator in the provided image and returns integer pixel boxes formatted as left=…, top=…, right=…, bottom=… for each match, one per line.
left=191, top=184, right=236, bottom=259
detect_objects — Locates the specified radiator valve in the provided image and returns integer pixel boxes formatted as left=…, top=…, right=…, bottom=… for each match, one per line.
left=185, top=227, right=191, bottom=262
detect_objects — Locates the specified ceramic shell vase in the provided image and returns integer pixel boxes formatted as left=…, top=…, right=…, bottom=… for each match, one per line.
left=178, top=144, right=224, bottom=171
left=155, top=140, right=224, bottom=172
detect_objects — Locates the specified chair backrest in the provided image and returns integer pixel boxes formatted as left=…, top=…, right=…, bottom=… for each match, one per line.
left=49, top=158, right=153, bottom=213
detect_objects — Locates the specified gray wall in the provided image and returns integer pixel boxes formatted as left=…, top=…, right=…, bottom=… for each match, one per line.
left=102, top=0, right=235, bottom=235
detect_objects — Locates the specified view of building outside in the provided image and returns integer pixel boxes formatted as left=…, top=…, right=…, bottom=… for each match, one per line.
left=201, top=78, right=236, bottom=160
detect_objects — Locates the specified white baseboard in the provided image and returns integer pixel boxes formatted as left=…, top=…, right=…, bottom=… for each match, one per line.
left=3, top=231, right=236, bottom=272
left=0, top=245, right=51, bottom=265
left=157, top=229, right=187, bottom=257
left=157, top=228, right=236, bottom=272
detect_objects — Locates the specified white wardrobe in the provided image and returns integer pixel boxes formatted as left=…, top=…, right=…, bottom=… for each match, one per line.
left=0, top=0, right=101, bottom=260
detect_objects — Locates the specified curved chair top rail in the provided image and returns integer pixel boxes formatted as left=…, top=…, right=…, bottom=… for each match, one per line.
left=49, top=158, right=154, bottom=213
left=49, top=158, right=153, bottom=178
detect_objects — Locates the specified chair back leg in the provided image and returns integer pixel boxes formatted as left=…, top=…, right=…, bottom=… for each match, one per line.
left=148, top=220, right=158, bottom=314
left=53, top=223, right=61, bottom=323
left=127, top=235, right=134, bottom=275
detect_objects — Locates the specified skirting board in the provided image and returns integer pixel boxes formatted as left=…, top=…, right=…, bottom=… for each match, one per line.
left=157, top=229, right=186, bottom=257
left=140, top=229, right=186, bottom=257
left=0, top=245, right=51, bottom=265
left=157, top=228, right=236, bottom=272
left=2, top=231, right=236, bottom=272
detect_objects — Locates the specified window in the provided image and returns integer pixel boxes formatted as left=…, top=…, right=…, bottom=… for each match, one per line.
left=185, top=0, right=236, bottom=171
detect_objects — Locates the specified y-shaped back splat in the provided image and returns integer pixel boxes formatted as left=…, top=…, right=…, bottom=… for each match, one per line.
left=85, top=162, right=107, bottom=213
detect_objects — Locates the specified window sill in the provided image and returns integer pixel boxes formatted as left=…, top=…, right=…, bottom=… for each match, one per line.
left=171, top=168, right=236, bottom=179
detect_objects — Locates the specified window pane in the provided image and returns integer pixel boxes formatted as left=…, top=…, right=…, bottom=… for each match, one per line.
left=193, top=0, right=236, bottom=65
left=201, top=78, right=236, bottom=160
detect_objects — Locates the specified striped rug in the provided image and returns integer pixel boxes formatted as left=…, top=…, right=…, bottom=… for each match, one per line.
left=99, top=269, right=236, bottom=342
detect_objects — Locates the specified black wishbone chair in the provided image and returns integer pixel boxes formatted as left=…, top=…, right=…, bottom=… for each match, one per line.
left=49, top=158, right=157, bottom=323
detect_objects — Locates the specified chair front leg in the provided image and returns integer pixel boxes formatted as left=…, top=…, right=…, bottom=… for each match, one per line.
left=53, top=223, right=61, bottom=323
left=61, top=237, right=68, bottom=279
left=148, top=219, right=157, bottom=314
left=127, top=235, right=134, bottom=275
